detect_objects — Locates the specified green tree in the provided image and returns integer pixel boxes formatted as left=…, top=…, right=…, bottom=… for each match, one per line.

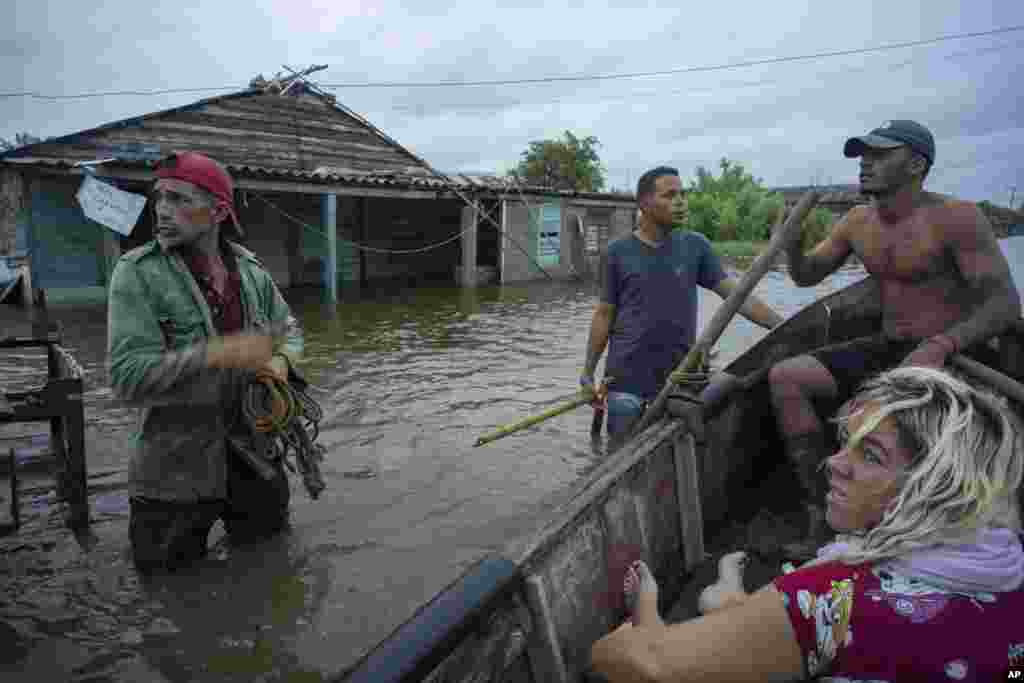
left=676, top=158, right=782, bottom=241
left=800, top=207, right=837, bottom=251
left=675, top=158, right=834, bottom=246
left=510, top=131, right=607, bottom=192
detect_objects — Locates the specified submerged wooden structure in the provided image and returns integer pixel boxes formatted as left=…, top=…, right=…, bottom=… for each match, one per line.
left=0, top=326, right=88, bottom=529
left=337, top=274, right=1024, bottom=683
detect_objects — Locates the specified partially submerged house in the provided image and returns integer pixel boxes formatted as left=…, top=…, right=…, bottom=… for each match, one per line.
left=0, top=72, right=635, bottom=307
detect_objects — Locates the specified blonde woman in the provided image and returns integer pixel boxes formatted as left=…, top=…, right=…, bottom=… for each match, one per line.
left=591, top=366, right=1024, bottom=681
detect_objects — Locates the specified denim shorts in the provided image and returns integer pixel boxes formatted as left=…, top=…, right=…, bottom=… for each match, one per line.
left=606, top=391, right=646, bottom=436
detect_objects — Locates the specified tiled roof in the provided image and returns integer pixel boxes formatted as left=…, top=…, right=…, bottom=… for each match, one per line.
left=0, top=156, right=634, bottom=201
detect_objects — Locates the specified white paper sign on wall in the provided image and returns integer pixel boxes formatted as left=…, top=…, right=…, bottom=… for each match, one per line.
left=76, top=175, right=147, bottom=236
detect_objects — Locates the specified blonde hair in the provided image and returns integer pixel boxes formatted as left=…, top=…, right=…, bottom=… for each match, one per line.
left=828, top=366, right=1023, bottom=566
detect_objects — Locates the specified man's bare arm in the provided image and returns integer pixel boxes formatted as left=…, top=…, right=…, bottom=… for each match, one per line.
left=584, top=303, right=616, bottom=376
left=784, top=207, right=856, bottom=287
left=713, top=277, right=784, bottom=330
left=943, top=204, right=1021, bottom=350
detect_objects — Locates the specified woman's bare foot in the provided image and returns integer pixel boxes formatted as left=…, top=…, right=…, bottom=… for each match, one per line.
left=623, top=560, right=664, bottom=628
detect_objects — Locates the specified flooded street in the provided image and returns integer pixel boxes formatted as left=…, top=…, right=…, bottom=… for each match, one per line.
left=0, top=266, right=866, bottom=682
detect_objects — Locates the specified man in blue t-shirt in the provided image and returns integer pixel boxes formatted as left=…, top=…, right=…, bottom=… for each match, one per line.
left=581, top=166, right=783, bottom=438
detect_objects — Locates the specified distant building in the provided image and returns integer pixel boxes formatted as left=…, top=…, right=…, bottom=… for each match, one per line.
left=0, top=72, right=633, bottom=307
left=769, top=184, right=866, bottom=217
left=769, top=185, right=1021, bottom=238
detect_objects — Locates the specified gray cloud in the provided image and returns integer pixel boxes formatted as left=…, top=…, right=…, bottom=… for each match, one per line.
left=2, top=0, right=1022, bottom=203
left=0, top=35, right=44, bottom=60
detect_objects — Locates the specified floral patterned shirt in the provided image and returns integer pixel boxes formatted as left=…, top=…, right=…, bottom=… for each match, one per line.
left=773, top=560, right=1024, bottom=682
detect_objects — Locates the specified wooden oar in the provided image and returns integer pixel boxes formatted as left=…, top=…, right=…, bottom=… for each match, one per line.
left=629, top=190, right=822, bottom=437
left=474, top=376, right=616, bottom=446
left=474, top=392, right=594, bottom=447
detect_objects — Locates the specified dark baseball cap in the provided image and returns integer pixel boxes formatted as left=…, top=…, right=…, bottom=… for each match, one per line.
left=843, top=120, right=936, bottom=164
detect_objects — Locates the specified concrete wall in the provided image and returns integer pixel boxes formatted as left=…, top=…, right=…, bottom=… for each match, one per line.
left=594, top=206, right=635, bottom=294
left=500, top=199, right=575, bottom=283
left=609, top=205, right=636, bottom=243
left=562, top=205, right=587, bottom=279
left=501, top=199, right=636, bottom=284
left=500, top=200, right=532, bottom=283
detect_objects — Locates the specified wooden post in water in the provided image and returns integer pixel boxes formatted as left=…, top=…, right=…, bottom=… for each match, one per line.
left=460, top=203, right=479, bottom=287
left=322, top=193, right=338, bottom=304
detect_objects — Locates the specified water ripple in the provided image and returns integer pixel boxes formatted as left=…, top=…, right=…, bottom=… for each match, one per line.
left=0, top=269, right=865, bottom=681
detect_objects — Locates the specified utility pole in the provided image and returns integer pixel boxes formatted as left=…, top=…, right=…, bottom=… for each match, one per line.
left=1010, top=186, right=1017, bottom=210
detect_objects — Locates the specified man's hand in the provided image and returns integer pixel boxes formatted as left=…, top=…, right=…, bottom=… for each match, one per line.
left=581, top=373, right=610, bottom=408
left=265, top=354, right=290, bottom=382
left=205, top=333, right=274, bottom=371
left=901, top=334, right=958, bottom=369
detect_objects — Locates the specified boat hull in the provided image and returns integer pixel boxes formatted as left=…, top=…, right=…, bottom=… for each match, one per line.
left=338, top=274, right=1024, bottom=683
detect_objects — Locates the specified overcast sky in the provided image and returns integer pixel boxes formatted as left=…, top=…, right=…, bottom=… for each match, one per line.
left=4, top=1, right=1022, bottom=205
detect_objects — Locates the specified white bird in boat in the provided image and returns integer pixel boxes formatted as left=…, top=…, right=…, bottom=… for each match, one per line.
left=698, top=551, right=749, bottom=614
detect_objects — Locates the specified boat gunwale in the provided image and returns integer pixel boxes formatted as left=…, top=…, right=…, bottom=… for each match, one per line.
left=503, top=418, right=684, bottom=571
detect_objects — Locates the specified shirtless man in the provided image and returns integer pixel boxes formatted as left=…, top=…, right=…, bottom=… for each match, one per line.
left=768, top=119, right=1021, bottom=559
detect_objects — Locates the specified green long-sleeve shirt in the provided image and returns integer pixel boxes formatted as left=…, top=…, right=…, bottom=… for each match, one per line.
left=107, top=238, right=303, bottom=501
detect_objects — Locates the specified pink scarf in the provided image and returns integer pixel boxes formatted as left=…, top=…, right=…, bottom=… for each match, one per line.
left=815, top=527, right=1024, bottom=593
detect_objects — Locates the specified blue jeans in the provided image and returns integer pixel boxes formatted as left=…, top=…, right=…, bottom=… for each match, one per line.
left=606, top=391, right=646, bottom=437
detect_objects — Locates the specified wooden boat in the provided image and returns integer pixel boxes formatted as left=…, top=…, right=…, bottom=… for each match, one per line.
left=336, top=271, right=1024, bottom=683
left=0, top=262, right=24, bottom=306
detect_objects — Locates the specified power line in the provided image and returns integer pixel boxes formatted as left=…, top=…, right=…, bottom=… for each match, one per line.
left=383, top=38, right=1024, bottom=115
left=319, top=25, right=1024, bottom=89
left=1, top=25, right=1021, bottom=100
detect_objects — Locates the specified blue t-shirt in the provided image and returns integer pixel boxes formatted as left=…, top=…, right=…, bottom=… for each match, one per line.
left=602, top=231, right=727, bottom=399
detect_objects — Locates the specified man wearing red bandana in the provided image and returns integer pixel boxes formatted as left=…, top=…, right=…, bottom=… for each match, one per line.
left=107, top=151, right=304, bottom=573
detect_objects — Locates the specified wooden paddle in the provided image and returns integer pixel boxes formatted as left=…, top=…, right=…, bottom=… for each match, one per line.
left=474, top=393, right=595, bottom=447
left=629, top=190, right=822, bottom=437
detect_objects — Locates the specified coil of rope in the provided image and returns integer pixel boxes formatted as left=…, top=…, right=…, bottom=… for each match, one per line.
left=237, top=363, right=328, bottom=500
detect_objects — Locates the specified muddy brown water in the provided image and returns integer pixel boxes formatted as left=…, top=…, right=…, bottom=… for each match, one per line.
left=0, top=267, right=865, bottom=682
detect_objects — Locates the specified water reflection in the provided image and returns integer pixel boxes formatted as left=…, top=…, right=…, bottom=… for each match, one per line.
left=0, top=266, right=865, bottom=681
left=135, top=534, right=332, bottom=682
